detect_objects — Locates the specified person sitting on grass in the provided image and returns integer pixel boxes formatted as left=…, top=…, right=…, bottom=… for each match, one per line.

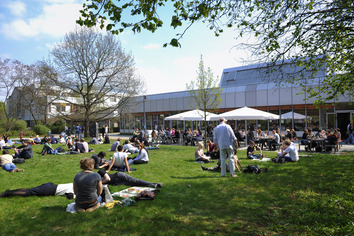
left=91, top=151, right=110, bottom=169
left=98, top=169, right=162, bottom=188
left=201, top=155, right=242, bottom=173
left=41, top=138, right=58, bottom=155
left=81, top=138, right=94, bottom=153
left=276, top=139, right=299, bottom=162
left=74, top=139, right=85, bottom=153
left=58, top=135, right=66, bottom=144
left=247, top=141, right=263, bottom=159
left=66, top=136, right=74, bottom=150
left=13, top=140, right=33, bottom=159
left=0, top=150, right=25, bottom=173
left=110, top=138, right=121, bottom=151
left=123, top=140, right=139, bottom=154
left=73, top=158, right=102, bottom=213
left=0, top=183, right=74, bottom=199
left=195, top=142, right=211, bottom=163
left=206, top=139, right=219, bottom=159
left=107, top=145, right=131, bottom=173
left=103, top=134, right=110, bottom=144
left=128, top=143, right=149, bottom=165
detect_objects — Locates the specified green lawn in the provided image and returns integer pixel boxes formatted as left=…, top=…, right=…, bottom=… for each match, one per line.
left=0, top=142, right=353, bottom=235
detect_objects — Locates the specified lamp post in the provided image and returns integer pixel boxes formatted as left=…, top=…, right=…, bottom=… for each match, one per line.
left=143, top=95, right=147, bottom=131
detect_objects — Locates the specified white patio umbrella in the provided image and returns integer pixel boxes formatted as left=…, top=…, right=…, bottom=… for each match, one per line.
left=210, top=106, right=279, bottom=121
left=164, top=109, right=217, bottom=121
left=281, top=111, right=311, bottom=120
left=210, top=106, right=280, bottom=145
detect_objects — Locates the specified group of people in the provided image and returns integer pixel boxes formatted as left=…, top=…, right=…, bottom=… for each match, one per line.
left=1, top=134, right=161, bottom=213
left=0, top=139, right=34, bottom=173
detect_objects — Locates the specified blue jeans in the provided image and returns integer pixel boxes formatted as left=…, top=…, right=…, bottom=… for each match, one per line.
left=248, top=154, right=262, bottom=159
left=279, top=156, right=295, bottom=162
left=3, top=163, right=17, bottom=172
left=220, top=147, right=235, bottom=176
left=345, top=133, right=354, bottom=144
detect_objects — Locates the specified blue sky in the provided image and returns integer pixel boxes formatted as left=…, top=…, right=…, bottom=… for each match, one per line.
left=0, top=0, right=251, bottom=95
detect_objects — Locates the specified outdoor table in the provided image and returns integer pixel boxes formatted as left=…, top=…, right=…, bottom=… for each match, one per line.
left=258, top=137, right=274, bottom=151
left=309, top=138, right=325, bottom=152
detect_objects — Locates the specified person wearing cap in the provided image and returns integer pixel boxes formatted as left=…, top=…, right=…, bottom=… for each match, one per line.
left=213, top=118, right=238, bottom=178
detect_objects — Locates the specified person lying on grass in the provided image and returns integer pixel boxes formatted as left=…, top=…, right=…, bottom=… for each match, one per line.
left=123, top=140, right=139, bottom=154
left=0, top=183, right=74, bottom=199
left=195, top=142, right=211, bottom=163
left=201, top=155, right=243, bottom=173
left=0, top=150, right=25, bottom=173
left=276, top=138, right=299, bottom=162
left=73, top=158, right=102, bottom=213
left=98, top=169, right=162, bottom=188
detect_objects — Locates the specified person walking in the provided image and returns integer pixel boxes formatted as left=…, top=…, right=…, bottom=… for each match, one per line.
left=213, top=118, right=238, bottom=178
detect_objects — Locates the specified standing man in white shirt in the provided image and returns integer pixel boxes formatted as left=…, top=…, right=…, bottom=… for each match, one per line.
left=213, top=118, right=238, bottom=178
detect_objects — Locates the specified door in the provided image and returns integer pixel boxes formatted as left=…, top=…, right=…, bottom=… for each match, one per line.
left=337, top=112, right=350, bottom=140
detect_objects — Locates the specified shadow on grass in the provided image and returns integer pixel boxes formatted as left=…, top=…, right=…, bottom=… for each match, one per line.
left=170, top=175, right=220, bottom=179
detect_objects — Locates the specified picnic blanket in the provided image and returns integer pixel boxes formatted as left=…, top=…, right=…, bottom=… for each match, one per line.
left=112, top=186, right=156, bottom=198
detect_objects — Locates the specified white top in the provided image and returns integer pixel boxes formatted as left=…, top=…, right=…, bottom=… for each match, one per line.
left=112, top=152, right=128, bottom=167
left=123, top=144, right=138, bottom=153
left=0, top=140, right=5, bottom=147
left=136, top=149, right=149, bottom=162
left=55, top=183, right=74, bottom=196
left=284, top=143, right=299, bottom=161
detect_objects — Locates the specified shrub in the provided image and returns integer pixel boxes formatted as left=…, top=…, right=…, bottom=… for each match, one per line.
left=11, top=119, right=27, bottom=132
left=33, top=125, right=50, bottom=135
left=50, top=120, right=65, bottom=134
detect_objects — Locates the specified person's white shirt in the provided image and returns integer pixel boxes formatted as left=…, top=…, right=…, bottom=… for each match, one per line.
left=284, top=143, right=299, bottom=161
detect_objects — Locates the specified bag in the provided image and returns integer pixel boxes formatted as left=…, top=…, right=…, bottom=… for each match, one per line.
left=56, top=146, right=66, bottom=153
left=243, top=165, right=261, bottom=174
left=13, top=158, right=25, bottom=164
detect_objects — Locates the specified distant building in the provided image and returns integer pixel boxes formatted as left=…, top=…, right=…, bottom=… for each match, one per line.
left=122, top=61, right=353, bottom=138
left=6, top=85, right=120, bottom=127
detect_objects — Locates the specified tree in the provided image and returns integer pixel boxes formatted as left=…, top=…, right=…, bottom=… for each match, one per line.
left=49, top=27, right=144, bottom=137
left=186, top=56, right=222, bottom=144
left=0, top=58, right=33, bottom=132
left=77, top=0, right=353, bottom=104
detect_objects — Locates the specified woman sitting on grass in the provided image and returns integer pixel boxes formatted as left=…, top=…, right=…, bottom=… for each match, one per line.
left=128, top=143, right=149, bottom=165
left=206, top=139, right=219, bottom=159
left=73, top=158, right=102, bottom=213
left=195, top=142, right=211, bottom=163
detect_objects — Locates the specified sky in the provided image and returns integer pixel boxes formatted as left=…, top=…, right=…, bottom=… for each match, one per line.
left=0, top=0, right=252, bottom=95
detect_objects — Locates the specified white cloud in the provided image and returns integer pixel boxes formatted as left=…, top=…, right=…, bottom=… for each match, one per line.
left=1, top=2, right=83, bottom=40
left=7, top=1, right=26, bottom=17
left=143, top=43, right=161, bottom=50
left=0, top=53, right=12, bottom=60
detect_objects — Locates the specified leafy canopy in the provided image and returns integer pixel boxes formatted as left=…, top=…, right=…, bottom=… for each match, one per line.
left=77, top=0, right=354, bottom=103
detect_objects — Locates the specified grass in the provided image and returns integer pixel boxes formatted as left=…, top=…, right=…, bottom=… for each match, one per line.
left=0, top=142, right=353, bottom=235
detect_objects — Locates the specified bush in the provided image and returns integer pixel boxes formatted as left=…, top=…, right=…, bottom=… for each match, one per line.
left=11, top=119, right=27, bottom=132
left=33, top=125, right=50, bottom=135
left=50, top=120, right=65, bottom=134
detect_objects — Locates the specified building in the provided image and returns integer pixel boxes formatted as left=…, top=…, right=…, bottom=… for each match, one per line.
left=121, top=61, right=353, bottom=138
